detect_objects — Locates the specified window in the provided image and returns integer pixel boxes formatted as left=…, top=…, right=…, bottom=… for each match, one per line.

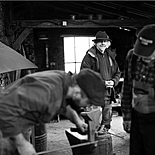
left=64, top=36, right=95, bottom=73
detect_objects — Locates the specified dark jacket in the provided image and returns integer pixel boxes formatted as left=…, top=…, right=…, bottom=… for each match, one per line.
left=0, top=70, right=71, bottom=137
left=81, top=46, right=121, bottom=101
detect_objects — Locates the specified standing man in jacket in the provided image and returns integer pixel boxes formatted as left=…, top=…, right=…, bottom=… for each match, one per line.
left=0, top=68, right=105, bottom=155
left=80, top=31, right=121, bottom=133
left=121, top=24, right=155, bottom=155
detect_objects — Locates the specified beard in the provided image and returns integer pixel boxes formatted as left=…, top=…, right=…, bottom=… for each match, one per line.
left=65, top=98, right=85, bottom=114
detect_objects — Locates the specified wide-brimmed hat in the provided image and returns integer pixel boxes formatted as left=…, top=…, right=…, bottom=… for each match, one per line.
left=92, top=31, right=112, bottom=42
left=134, top=24, right=155, bottom=57
left=76, top=69, right=105, bottom=106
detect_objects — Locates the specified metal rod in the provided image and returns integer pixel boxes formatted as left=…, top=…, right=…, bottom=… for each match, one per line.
left=37, top=132, right=124, bottom=155
left=107, top=131, right=125, bottom=139
left=37, top=140, right=99, bottom=155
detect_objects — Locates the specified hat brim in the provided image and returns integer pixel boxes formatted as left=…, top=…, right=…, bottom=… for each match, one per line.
left=134, top=39, right=155, bottom=57
left=92, top=38, right=112, bottom=42
left=89, top=96, right=105, bottom=106
left=82, top=85, right=105, bottom=106
left=83, top=82, right=105, bottom=107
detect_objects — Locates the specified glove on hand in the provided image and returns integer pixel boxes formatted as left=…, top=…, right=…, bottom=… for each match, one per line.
left=123, top=121, right=131, bottom=133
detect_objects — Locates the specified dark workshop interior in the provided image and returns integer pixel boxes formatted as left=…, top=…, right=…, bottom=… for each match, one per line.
left=3, top=1, right=155, bottom=73
left=0, top=1, right=155, bottom=154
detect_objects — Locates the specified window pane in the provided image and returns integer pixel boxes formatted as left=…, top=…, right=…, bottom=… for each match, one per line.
left=75, top=37, right=90, bottom=62
left=65, top=63, right=76, bottom=73
left=64, top=36, right=95, bottom=73
left=89, top=37, right=95, bottom=47
left=64, top=38, right=75, bottom=62
left=75, top=37, right=95, bottom=62
left=76, top=62, right=81, bottom=73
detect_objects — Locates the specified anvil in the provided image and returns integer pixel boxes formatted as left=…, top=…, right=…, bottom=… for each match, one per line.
left=65, top=108, right=113, bottom=155
left=66, top=108, right=101, bottom=142
left=81, top=108, right=101, bottom=141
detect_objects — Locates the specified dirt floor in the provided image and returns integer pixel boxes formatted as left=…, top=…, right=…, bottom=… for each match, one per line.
left=42, top=114, right=130, bottom=155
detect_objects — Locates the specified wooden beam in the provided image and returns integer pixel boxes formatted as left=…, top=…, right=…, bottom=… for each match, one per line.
left=15, top=19, right=155, bottom=29
left=13, top=27, right=32, bottom=50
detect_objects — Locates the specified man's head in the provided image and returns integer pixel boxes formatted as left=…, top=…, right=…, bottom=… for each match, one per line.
left=92, top=31, right=111, bottom=53
left=73, top=69, right=105, bottom=107
left=134, top=24, right=155, bottom=62
left=66, top=85, right=89, bottom=113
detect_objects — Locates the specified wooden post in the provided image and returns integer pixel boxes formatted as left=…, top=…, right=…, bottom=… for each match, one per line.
left=12, top=27, right=32, bottom=50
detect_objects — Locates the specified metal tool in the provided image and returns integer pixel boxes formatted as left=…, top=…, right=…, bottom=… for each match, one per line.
left=107, top=131, right=125, bottom=139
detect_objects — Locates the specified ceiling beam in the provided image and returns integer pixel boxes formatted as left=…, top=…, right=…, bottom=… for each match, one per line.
left=14, top=19, right=155, bottom=29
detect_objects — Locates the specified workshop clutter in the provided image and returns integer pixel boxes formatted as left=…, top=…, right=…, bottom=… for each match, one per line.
left=65, top=108, right=113, bottom=155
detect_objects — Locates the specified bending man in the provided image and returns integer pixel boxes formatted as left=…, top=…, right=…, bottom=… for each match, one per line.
left=0, top=68, right=105, bottom=155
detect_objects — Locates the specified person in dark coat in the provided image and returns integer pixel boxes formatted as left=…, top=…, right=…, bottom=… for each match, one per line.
left=80, top=31, right=121, bottom=133
left=121, top=24, right=155, bottom=155
left=0, top=68, right=105, bottom=155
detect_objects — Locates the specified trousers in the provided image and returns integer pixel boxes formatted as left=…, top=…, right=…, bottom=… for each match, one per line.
left=100, top=100, right=112, bottom=127
left=130, top=109, right=155, bottom=155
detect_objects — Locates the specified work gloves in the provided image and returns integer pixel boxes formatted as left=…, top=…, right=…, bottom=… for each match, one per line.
left=123, top=121, right=131, bottom=133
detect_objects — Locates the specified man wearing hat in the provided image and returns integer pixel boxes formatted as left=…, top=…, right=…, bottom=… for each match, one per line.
left=0, top=68, right=105, bottom=155
left=121, top=24, right=155, bottom=155
left=80, top=31, right=121, bottom=134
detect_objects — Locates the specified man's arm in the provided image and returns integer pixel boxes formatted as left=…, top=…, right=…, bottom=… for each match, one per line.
left=121, top=49, right=133, bottom=122
left=62, top=105, right=88, bottom=132
left=10, top=133, right=37, bottom=155
left=111, top=62, right=121, bottom=87
left=80, top=53, right=94, bottom=70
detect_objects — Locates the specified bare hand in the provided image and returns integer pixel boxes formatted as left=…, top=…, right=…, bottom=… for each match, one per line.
left=123, top=121, right=131, bottom=133
left=63, top=105, right=88, bottom=133
left=17, top=141, right=37, bottom=155
left=76, top=119, right=88, bottom=133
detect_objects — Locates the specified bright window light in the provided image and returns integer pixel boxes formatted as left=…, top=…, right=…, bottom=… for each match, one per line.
left=64, top=36, right=95, bottom=73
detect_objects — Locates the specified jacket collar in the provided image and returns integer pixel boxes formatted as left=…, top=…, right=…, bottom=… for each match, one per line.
left=88, top=46, right=117, bottom=59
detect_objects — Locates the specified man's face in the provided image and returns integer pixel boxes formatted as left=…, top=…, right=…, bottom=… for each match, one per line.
left=96, top=40, right=111, bottom=53
left=72, top=85, right=90, bottom=108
